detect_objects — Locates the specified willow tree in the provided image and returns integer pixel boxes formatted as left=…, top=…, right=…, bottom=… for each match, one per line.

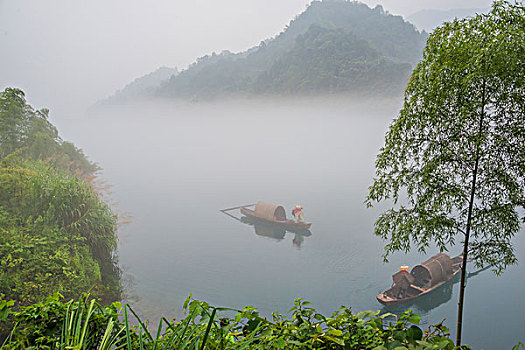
left=366, top=1, right=525, bottom=346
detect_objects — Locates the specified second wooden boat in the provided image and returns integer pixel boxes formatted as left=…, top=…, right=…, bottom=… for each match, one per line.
left=377, top=253, right=463, bottom=305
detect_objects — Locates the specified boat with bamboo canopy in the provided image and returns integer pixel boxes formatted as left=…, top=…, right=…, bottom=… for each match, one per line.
left=377, top=253, right=463, bottom=305
left=221, top=201, right=312, bottom=231
left=240, top=201, right=312, bottom=231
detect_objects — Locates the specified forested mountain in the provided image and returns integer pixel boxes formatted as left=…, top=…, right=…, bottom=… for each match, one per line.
left=253, top=25, right=411, bottom=94
left=110, top=0, right=426, bottom=102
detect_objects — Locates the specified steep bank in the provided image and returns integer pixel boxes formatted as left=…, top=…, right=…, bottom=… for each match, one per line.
left=0, top=88, right=121, bottom=306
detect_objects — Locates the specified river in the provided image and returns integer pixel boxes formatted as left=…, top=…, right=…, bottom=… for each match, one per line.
left=58, top=97, right=524, bottom=349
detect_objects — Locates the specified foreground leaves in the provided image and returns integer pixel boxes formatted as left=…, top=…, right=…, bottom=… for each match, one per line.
left=1, top=295, right=461, bottom=349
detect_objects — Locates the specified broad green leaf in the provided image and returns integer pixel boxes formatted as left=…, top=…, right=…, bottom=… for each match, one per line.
left=407, top=313, right=421, bottom=325
left=407, top=325, right=423, bottom=341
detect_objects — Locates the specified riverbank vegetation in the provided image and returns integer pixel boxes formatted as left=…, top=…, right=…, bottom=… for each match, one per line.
left=1, top=294, right=459, bottom=349
left=0, top=88, right=121, bottom=307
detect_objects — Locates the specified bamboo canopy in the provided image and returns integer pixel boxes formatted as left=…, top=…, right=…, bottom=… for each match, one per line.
left=254, top=201, right=287, bottom=221
left=411, top=253, right=454, bottom=287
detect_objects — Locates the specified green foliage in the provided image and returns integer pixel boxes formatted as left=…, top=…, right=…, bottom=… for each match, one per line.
left=366, top=0, right=525, bottom=274
left=0, top=299, right=14, bottom=322
left=513, top=342, right=524, bottom=350
left=1, top=295, right=460, bottom=349
left=0, top=162, right=120, bottom=306
left=1, top=293, right=122, bottom=349
left=0, top=88, right=96, bottom=177
left=0, top=88, right=121, bottom=309
left=0, top=88, right=30, bottom=159
left=0, top=207, right=101, bottom=305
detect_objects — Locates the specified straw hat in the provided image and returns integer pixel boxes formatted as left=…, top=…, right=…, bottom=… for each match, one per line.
left=398, top=265, right=410, bottom=271
left=295, top=205, right=302, bottom=209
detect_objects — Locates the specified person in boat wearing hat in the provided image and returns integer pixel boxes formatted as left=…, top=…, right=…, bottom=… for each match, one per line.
left=292, top=205, right=304, bottom=223
left=399, top=265, right=410, bottom=273
left=390, top=265, right=413, bottom=299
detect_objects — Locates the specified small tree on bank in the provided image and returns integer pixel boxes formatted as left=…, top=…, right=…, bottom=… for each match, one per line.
left=366, top=1, right=525, bottom=346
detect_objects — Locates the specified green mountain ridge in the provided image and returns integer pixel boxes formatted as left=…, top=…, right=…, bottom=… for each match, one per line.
left=109, top=0, right=427, bottom=102
left=252, top=25, right=412, bottom=94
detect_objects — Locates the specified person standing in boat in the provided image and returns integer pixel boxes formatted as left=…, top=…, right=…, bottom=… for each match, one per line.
left=390, top=266, right=413, bottom=299
left=399, top=265, right=410, bottom=274
left=292, top=205, right=304, bottom=223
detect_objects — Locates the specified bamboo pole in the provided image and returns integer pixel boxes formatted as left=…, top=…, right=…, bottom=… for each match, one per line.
left=221, top=210, right=242, bottom=222
left=220, top=204, right=256, bottom=212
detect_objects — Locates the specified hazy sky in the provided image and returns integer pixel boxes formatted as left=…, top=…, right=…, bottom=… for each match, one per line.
left=0, top=0, right=492, bottom=118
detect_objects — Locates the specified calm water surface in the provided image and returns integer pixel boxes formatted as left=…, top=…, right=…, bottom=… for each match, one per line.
left=59, top=98, right=524, bottom=349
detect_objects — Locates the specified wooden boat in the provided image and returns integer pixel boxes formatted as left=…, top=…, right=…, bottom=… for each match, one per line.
left=377, top=253, right=463, bottom=305
left=239, top=201, right=312, bottom=231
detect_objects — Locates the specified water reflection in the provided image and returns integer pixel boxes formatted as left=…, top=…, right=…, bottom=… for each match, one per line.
left=238, top=215, right=312, bottom=248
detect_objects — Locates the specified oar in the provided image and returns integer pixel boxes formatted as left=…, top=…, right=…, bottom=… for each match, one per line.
left=221, top=210, right=242, bottom=222
left=220, top=204, right=256, bottom=212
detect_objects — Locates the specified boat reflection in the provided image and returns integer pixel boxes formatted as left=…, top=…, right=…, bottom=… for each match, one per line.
left=240, top=215, right=312, bottom=247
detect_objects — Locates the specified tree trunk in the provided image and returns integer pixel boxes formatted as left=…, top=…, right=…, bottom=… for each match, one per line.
left=456, top=80, right=486, bottom=347
left=456, top=160, right=477, bottom=346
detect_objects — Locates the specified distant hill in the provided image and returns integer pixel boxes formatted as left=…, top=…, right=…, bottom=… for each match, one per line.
left=108, top=0, right=427, bottom=102
left=102, top=66, right=178, bottom=103
left=407, top=8, right=489, bottom=32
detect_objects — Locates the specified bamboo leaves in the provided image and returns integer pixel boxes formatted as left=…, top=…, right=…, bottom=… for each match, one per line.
left=366, top=0, right=525, bottom=345
left=367, top=0, right=525, bottom=276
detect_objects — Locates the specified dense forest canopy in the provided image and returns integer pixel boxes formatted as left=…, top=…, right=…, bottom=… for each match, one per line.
left=253, top=25, right=411, bottom=94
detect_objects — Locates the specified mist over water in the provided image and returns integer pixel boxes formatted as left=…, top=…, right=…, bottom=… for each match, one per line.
left=58, top=98, right=524, bottom=349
